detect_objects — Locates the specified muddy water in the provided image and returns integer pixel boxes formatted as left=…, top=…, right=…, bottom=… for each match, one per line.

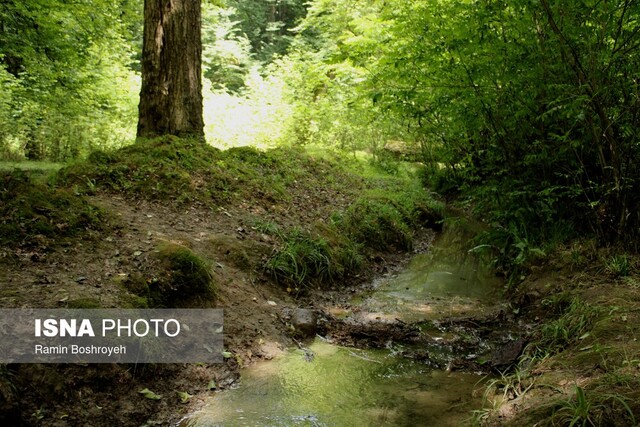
left=351, top=225, right=503, bottom=323
left=185, top=226, right=503, bottom=426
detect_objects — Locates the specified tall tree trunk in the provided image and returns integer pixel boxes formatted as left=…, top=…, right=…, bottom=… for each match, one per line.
left=137, top=0, right=204, bottom=140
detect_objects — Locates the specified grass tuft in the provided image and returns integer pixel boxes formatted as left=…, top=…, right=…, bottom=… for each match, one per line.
left=265, top=226, right=363, bottom=293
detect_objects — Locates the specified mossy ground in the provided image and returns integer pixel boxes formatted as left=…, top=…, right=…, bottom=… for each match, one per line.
left=0, top=171, right=105, bottom=248
left=56, top=136, right=360, bottom=209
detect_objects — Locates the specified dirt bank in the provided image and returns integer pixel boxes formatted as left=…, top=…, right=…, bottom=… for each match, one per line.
left=0, top=141, right=444, bottom=426
left=476, top=244, right=640, bottom=426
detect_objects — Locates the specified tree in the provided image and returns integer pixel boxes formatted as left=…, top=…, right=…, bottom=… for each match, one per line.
left=137, top=0, right=204, bottom=139
left=0, top=0, right=141, bottom=160
left=227, top=0, right=308, bottom=61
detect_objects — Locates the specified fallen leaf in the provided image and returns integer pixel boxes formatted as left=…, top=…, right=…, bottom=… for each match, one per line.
left=138, top=388, right=162, bottom=400
left=176, top=391, right=192, bottom=403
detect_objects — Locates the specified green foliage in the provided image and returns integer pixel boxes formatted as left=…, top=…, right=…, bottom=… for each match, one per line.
left=603, top=255, right=631, bottom=278
left=265, top=226, right=363, bottom=292
left=0, top=0, right=140, bottom=161
left=0, top=171, right=104, bottom=247
left=225, top=0, right=308, bottom=61
left=335, top=189, right=443, bottom=252
left=369, top=0, right=640, bottom=247
left=202, top=5, right=254, bottom=93
left=281, top=0, right=640, bottom=266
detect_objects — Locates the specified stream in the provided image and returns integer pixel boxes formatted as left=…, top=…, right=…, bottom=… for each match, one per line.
left=183, top=225, right=508, bottom=426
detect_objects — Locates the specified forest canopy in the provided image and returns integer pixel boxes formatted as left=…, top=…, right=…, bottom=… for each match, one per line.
left=1, top=0, right=639, bottom=249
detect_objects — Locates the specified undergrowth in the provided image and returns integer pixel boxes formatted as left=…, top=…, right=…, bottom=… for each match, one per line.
left=551, top=385, right=636, bottom=427
left=529, top=296, right=599, bottom=358
left=264, top=189, right=443, bottom=292
left=334, top=191, right=443, bottom=252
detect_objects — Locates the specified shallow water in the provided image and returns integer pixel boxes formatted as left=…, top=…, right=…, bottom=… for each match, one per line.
left=185, top=225, right=502, bottom=426
left=186, top=340, right=487, bottom=427
left=354, top=226, right=503, bottom=323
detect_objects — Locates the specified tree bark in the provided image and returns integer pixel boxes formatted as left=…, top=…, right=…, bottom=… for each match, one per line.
left=137, top=0, right=204, bottom=139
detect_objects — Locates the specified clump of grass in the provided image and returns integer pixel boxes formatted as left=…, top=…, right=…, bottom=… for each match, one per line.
left=252, top=219, right=282, bottom=237
left=532, top=297, right=599, bottom=357
left=151, top=243, right=215, bottom=307
left=265, top=226, right=363, bottom=293
left=551, top=385, right=636, bottom=427
left=0, top=171, right=104, bottom=247
left=603, top=254, right=631, bottom=278
left=335, top=197, right=414, bottom=251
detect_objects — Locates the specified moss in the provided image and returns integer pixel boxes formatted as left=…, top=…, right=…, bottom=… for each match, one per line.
left=55, top=137, right=351, bottom=209
left=152, top=242, right=216, bottom=307
left=336, top=197, right=414, bottom=251
left=117, top=272, right=150, bottom=297
left=57, top=136, right=225, bottom=203
left=0, top=171, right=104, bottom=247
left=54, top=137, right=367, bottom=215
left=120, top=294, right=150, bottom=309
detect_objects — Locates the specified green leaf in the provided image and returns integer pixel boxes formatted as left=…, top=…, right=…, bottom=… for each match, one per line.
left=138, top=388, right=162, bottom=400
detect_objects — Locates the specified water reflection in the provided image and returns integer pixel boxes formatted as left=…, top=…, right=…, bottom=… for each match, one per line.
left=186, top=340, right=486, bottom=427
left=358, top=225, right=502, bottom=322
